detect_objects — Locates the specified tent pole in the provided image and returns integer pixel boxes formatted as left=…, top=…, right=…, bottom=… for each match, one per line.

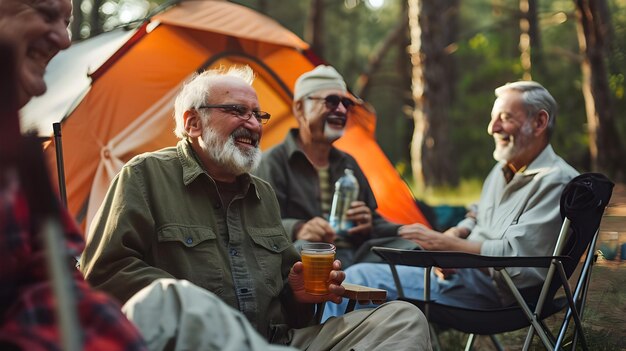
left=53, top=122, right=67, bottom=207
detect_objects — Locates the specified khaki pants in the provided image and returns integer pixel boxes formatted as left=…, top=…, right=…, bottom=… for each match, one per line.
left=123, top=279, right=431, bottom=351
left=288, top=301, right=431, bottom=351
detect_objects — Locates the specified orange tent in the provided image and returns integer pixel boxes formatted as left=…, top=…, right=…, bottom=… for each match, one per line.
left=33, top=0, right=429, bottom=232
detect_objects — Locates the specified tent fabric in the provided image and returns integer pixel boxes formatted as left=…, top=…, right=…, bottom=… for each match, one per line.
left=335, top=107, right=426, bottom=225
left=153, top=0, right=308, bottom=50
left=20, top=29, right=134, bottom=135
left=31, top=0, right=429, bottom=233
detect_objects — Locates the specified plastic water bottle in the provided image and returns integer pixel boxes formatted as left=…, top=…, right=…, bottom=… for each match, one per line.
left=329, top=168, right=359, bottom=235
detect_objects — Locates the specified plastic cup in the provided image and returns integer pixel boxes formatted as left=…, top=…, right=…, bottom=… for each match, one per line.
left=301, top=243, right=336, bottom=295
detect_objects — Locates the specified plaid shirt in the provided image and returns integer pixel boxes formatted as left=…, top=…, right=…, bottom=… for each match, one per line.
left=0, top=168, right=148, bottom=350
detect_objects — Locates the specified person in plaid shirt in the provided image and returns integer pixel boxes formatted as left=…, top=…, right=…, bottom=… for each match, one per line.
left=0, top=0, right=148, bottom=349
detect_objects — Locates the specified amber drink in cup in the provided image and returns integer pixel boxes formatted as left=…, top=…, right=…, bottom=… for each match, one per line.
left=301, top=243, right=336, bottom=295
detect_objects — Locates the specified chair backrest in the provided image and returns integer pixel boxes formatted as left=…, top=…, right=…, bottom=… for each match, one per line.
left=548, top=173, right=613, bottom=297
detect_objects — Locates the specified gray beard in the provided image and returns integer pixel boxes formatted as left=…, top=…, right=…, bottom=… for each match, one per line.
left=493, top=147, right=511, bottom=162
left=492, top=121, right=533, bottom=162
left=323, top=122, right=344, bottom=142
left=201, top=126, right=261, bottom=175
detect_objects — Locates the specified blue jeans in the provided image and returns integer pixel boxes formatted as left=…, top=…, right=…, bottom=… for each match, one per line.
left=323, top=263, right=502, bottom=322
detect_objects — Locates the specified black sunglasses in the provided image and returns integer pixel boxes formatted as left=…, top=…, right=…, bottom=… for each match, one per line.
left=307, top=94, right=356, bottom=111
left=198, top=104, right=271, bottom=125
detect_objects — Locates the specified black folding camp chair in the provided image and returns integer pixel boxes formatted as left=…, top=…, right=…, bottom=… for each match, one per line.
left=372, top=173, right=613, bottom=351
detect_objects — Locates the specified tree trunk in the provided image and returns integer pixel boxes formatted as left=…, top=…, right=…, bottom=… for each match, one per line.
left=518, top=0, right=541, bottom=79
left=574, top=0, right=625, bottom=181
left=408, top=0, right=459, bottom=191
left=399, top=1, right=413, bottom=170
left=70, top=0, right=83, bottom=40
left=304, top=0, right=325, bottom=57
left=90, top=0, right=103, bottom=37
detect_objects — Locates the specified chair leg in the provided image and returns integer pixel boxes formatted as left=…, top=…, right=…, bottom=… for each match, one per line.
left=489, top=334, right=505, bottom=351
left=501, top=271, right=555, bottom=350
left=554, top=263, right=589, bottom=351
left=314, top=302, right=325, bottom=324
left=523, top=319, right=557, bottom=351
left=345, top=299, right=357, bottom=313
left=464, top=334, right=504, bottom=351
left=522, top=327, right=534, bottom=351
left=464, top=334, right=476, bottom=351
left=565, top=259, right=594, bottom=351
left=429, top=324, right=442, bottom=351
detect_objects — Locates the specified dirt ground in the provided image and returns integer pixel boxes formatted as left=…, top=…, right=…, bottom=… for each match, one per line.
left=610, top=183, right=626, bottom=207
left=579, top=182, right=626, bottom=350
left=582, top=262, right=626, bottom=349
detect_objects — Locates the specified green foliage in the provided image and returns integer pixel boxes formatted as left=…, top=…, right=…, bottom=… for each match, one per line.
left=450, top=29, right=520, bottom=178
left=406, top=177, right=483, bottom=206
left=81, top=0, right=626, bottom=182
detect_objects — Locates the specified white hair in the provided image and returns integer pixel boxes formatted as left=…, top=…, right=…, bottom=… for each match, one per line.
left=200, top=126, right=261, bottom=175
left=173, top=65, right=255, bottom=139
left=495, top=81, right=558, bottom=139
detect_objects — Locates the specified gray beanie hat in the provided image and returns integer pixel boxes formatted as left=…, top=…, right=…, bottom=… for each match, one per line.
left=294, top=65, right=347, bottom=101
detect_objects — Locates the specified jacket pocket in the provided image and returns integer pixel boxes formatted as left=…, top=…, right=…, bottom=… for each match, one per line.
left=249, top=226, right=292, bottom=295
left=156, top=225, right=224, bottom=295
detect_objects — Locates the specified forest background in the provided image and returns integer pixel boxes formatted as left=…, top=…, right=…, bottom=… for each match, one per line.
left=64, top=1, right=626, bottom=348
left=69, top=0, right=626, bottom=203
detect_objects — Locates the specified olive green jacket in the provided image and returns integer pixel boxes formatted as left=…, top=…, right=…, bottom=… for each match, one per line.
left=81, top=140, right=314, bottom=341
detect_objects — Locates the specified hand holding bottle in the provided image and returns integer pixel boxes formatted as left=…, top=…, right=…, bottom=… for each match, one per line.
left=295, top=217, right=337, bottom=243
left=329, top=168, right=359, bottom=236
left=345, top=201, right=373, bottom=236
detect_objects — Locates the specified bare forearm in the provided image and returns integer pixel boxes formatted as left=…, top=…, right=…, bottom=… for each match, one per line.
left=443, top=226, right=471, bottom=239
left=447, top=236, right=482, bottom=254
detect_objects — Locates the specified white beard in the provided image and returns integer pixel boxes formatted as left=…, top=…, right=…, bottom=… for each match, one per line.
left=492, top=120, right=534, bottom=162
left=324, top=122, right=344, bottom=142
left=304, top=99, right=346, bottom=142
left=201, top=126, right=261, bottom=175
left=493, top=140, right=513, bottom=162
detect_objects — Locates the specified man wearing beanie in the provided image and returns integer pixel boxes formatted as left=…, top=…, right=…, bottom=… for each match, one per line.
left=255, top=65, right=405, bottom=267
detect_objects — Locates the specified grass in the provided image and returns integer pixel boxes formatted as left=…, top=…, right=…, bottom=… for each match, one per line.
left=406, top=177, right=483, bottom=206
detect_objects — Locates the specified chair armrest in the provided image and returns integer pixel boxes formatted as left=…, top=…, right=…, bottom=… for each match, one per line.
left=314, top=283, right=388, bottom=324
left=342, top=283, right=387, bottom=303
left=371, top=247, right=573, bottom=269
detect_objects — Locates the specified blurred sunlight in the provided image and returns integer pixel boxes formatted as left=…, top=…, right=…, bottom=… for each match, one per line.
left=366, top=0, right=385, bottom=9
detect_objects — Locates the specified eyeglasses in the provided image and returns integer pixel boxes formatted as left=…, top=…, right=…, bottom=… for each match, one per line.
left=198, top=104, right=271, bottom=125
left=307, top=94, right=356, bottom=111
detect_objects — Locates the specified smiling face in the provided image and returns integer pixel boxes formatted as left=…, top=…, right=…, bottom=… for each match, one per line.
left=0, top=0, right=72, bottom=107
left=487, top=89, right=538, bottom=167
left=198, top=77, right=262, bottom=176
left=299, top=88, right=351, bottom=144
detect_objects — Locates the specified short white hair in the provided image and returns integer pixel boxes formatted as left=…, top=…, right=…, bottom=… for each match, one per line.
left=173, top=65, right=255, bottom=139
left=495, top=81, right=557, bottom=139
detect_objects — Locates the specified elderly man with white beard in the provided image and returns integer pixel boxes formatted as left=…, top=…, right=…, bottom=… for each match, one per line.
left=324, top=80, right=580, bottom=320
left=80, top=66, right=432, bottom=351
